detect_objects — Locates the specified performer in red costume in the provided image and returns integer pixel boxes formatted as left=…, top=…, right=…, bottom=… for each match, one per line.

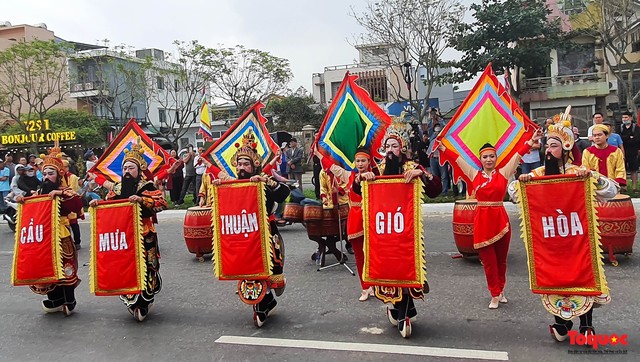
left=439, top=129, right=543, bottom=309
left=359, top=119, right=441, bottom=338
left=346, top=147, right=377, bottom=301
left=16, top=145, right=84, bottom=316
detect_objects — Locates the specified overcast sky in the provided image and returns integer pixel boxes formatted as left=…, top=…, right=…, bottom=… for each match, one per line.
left=3, top=0, right=476, bottom=93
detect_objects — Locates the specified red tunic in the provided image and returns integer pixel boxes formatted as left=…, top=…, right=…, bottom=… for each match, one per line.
left=471, top=171, right=510, bottom=249
left=347, top=172, right=363, bottom=240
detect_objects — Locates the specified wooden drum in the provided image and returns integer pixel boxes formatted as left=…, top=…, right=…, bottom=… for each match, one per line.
left=303, top=204, right=349, bottom=237
left=283, top=203, right=304, bottom=223
left=595, top=194, right=636, bottom=266
left=452, top=199, right=479, bottom=257
left=183, top=206, right=214, bottom=261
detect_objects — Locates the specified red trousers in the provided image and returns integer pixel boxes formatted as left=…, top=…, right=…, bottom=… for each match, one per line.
left=350, top=236, right=371, bottom=289
left=477, top=229, right=511, bottom=297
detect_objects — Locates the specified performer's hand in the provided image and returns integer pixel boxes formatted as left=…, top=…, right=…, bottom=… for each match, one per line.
left=199, top=198, right=205, bottom=207
left=249, top=175, right=265, bottom=183
left=529, top=129, right=543, bottom=145
left=404, top=169, right=423, bottom=183
left=128, top=195, right=142, bottom=204
left=89, top=199, right=99, bottom=207
left=85, top=172, right=97, bottom=181
left=15, top=195, right=25, bottom=204
left=575, top=168, right=591, bottom=178
left=48, top=190, right=61, bottom=198
left=518, top=174, right=532, bottom=182
left=359, top=171, right=375, bottom=182
left=213, top=179, right=221, bottom=186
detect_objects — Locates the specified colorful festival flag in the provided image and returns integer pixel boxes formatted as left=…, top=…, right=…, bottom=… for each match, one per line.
left=515, top=175, right=608, bottom=296
left=362, top=176, right=426, bottom=289
left=201, top=101, right=278, bottom=178
left=211, top=180, right=273, bottom=280
left=435, top=64, right=539, bottom=193
left=89, top=119, right=176, bottom=183
left=89, top=199, right=146, bottom=296
left=12, top=195, right=63, bottom=286
left=313, top=72, right=392, bottom=171
left=198, top=89, right=213, bottom=141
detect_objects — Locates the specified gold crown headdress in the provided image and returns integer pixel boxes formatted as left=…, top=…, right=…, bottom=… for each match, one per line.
left=380, top=112, right=412, bottom=154
left=548, top=105, right=575, bottom=151
left=122, top=138, right=148, bottom=171
left=40, top=140, right=64, bottom=175
left=232, top=131, right=261, bottom=168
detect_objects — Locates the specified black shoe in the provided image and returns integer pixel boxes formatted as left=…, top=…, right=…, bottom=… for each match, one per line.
left=346, top=243, right=354, bottom=255
left=42, top=299, right=64, bottom=313
left=550, top=320, right=573, bottom=342
left=398, top=318, right=412, bottom=338
left=75, top=243, right=81, bottom=250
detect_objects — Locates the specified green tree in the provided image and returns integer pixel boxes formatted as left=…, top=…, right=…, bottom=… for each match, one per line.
left=208, top=45, right=293, bottom=113
left=266, top=95, right=323, bottom=131
left=0, top=39, right=72, bottom=150
left=448, top=0, right=565, bottom=98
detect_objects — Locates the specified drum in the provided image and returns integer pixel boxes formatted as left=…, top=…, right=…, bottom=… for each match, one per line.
left=183, top=206, right=213, bottom=261
left=452, top=199, right=479, bottom=257
left=595, top=194, right=636, bottom=266
left=304, top=204, right=349, bottom=237
left=283, top=203, right=304, bottom=222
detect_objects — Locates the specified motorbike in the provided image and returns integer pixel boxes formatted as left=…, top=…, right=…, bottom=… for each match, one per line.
left=3, top=196, right=17, bottom=232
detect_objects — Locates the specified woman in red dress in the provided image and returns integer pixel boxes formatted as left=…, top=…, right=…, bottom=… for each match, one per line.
left=347, top=148, right=376, bottom=301
left=439, top=130, right=542, bottom=308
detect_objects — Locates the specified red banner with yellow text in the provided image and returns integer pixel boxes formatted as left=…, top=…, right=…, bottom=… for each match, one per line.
left=362, top=176, right=426, bottom=288
left=12, top=195, right=63, bottom=286
left=516, top=175, right=608, bottom=295
left=89, top=199, right=145, bottom=296
left=211, top=180, right=272, bottom=280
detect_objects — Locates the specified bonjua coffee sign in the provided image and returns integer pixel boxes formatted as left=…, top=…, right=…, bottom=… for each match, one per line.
left=1, top=119, right=76, bottom=145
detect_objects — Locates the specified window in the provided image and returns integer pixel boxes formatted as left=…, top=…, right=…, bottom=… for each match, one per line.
left=174, top=79, right=179, bottom=92
left=633, top=41, right=640, bottom=53
left=156, top=76, right=164, bottom=90
left=159, top=109, right=167, bottom=124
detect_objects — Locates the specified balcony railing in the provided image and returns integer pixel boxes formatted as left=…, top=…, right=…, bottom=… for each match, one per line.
left=522, top=72, right=607, bottom=92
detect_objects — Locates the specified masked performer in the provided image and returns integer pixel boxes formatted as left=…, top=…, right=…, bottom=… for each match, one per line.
left=89, top=143, right=167, bottom=321
left=212, top=137, right=290, bottom=327
left=359, top=119, right=441, bottom=338
left=17, top=146, right=83, bottom=316
left=509, top=114, right=617, bottom=341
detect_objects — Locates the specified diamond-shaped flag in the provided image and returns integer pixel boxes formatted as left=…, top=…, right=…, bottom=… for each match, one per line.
left=435, top=64, right=538, bottom=194
left=90, top=119, right=175, bottom=183
left=313, top=72, right=392, bottom=171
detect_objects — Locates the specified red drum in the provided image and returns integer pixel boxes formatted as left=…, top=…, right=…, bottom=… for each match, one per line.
left=283, top=203, right=304, bottom=222
left=303, top=205, right=323, bottom=221
left=595, top=194, right=636, bottom=266
left=183, top=206, right=213, bottom=261
left=452, top=199, right=479, bottom=257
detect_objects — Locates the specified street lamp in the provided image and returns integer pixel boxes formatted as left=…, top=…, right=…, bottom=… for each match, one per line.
left=402, top=61, right=413, bottom=117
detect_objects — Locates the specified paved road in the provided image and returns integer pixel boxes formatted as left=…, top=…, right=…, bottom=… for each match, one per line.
left=0, top=206, right=637, bottom=361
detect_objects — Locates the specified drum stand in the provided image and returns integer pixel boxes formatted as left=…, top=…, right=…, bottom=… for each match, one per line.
left=317, top=204, right=355, bottom=275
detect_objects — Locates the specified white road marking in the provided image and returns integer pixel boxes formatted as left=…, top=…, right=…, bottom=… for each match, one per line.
left=215, top=336, right=509, bottom=360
